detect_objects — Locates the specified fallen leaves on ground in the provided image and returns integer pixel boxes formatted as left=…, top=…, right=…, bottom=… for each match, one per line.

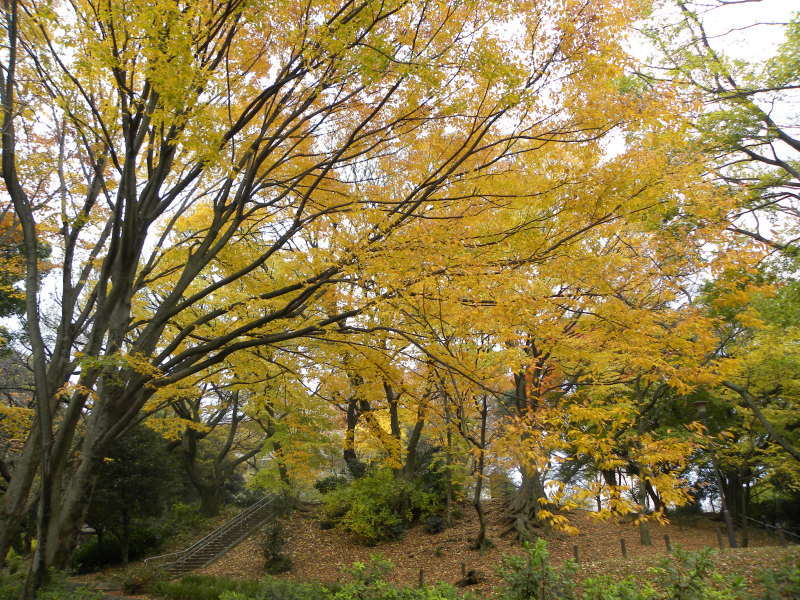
left=199, top=501, right=795, bottom=595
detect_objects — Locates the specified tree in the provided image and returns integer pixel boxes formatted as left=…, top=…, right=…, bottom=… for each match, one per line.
left=643, top=2, right=800, bottom=252
left=0, top=208, right=25, bottom=323
left=86, top=425, right=180, bottom=566
left=1, top=2, right=668, bottom=592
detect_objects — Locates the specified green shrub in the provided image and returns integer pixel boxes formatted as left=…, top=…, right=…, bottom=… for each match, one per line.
left=341, top=554, right=395, bottom=585
left=332, top=555, right=472, bottom=600
left=315, top=475, right=349, bottom=495
left=35, top=582, right=103, bottom=600
left=320, top=469, right=448, bottom=545
left=219, top=578, right=332, bottom=600
left=321, top=471, right=408, bottom=545
left=581, top=576, right=657, bottom=600
left=496, top=538, right=577, bottom=600
left=0, top=573, right=21, bottom=600
left=1, top=547, right=26, bottom=579
left=259, top=521, right=293, bottom=574
left=755, top=560, right=800, bottom=600
left=116, top=565, right=166, bottom=594
left=650, top=548, right=747, bottom=600
left=152, top=574, right=262, bottom=600
left=166, top=501, right=205, bottom=532
left=71, top=525, right=163, bottom=572
left=0, top=572, right=101, bottom=600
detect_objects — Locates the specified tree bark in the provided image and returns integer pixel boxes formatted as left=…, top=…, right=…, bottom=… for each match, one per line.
left=637, top=477, right=652, bottom=546
left=198, top=484, right=225, bottom=518
left=471, top=396, right=489, bottom=550
left=344, top=397, right=366, bottom=478
left=0, top=431, right=39, bottom=566
left=723, top=381, right=800, bottom=463
left=505, top=468, right=548, bottom=542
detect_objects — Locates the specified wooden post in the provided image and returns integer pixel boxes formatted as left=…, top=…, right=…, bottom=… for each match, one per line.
left=778, top=526, right=787, bottom=547
left=620, top=538, right=628, bottom=559
left=418, top=568, right=424, bottom=588
left=664, top=534, right=672, bottom=553
left=716, top=527, right=725, bottom=550
left=461, top=562, right=466, bottom=578
left=573, top=545, right=580, bottom=562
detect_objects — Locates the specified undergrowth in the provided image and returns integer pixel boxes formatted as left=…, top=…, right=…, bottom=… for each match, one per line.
left=145, top=546, right=800, bottom=600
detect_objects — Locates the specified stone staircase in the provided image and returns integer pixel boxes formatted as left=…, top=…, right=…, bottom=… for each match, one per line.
left=144, top=495, right=278, bottom=576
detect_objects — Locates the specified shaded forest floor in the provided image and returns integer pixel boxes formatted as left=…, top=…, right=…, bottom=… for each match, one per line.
left=197, top=500, right=797, bottom=595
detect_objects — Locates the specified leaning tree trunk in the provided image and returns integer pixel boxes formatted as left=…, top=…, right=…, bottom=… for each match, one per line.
left=43, top=411, right=110, bottom=570
left=0, top=431, right=40, bottom=567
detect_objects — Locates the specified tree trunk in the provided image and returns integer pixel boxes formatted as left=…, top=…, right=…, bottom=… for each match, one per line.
left=344, top=397, right=365, bottom=478
left=471, top=396, right=489, bottom=550
left=635, top=475, right=652, bottom=546
left=402, top=396, right=426, bottom=479
left=740, top=480, right=750, bottom=548
left=198, top=484, right=224, bottom=517
left=444, top=420, right=454, bottom=527
left=273, top=441, right=291, bottom=488
left=714, top=467, right=738, bottom=548
left=505, top=468, right=548, bottom=542
left=0, top=432, right=39, bottom=566
left=472, top=484, right=488, bottom=551
left=120, top=509, right=130, bottom=567
left=43, top=424, right=106, bottom=569
left=645, top=480, right=664, bottom=513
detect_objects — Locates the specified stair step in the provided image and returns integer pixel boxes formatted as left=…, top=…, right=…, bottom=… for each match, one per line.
left=145, top=497, right=278, bottom=577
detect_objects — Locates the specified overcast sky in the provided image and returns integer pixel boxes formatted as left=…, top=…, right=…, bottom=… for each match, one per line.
left=693, top=0, right=797, bottom=60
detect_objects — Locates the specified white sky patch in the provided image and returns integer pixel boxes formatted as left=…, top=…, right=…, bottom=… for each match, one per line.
left=697, top=0, right=797, bottom=61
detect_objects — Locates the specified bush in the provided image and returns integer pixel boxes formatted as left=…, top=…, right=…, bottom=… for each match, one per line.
left=0, top=573, right=20, bottom=600
left=152, top=575, right=262, bottom=600
left=116, top=565, right=166, bottom=594
left=166, top=501, right=206, bottom=532
left=320, top=469, right=448, bottom=545
left=650, top=548, right=746, bottom=600
left=260, top=522, right=292, bottom=574
left=496, top=538, right=577, bottom=600
left=754, top=560, right=800, bottom=600
left=219, top=578, right=332, bottom=600
left=581, top=576, right=657, bottom=600
left=35, top=582, right=103, bottom=600
left=423, top=515, right=447, bottom=534
left=315, top=475, right=349, bottom=495
left=230, top=485, right=265, bottom=508
left=71, top=525, right=163, bottom=572
left=330, top=555, right=471, bottom=600
left=0, top=572, right=102, bottom=600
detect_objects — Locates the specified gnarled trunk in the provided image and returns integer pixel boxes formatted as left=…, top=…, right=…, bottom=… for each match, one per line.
left=198, top=483, right=225, bottom=517
left=504, top=468, right=549, bottom=542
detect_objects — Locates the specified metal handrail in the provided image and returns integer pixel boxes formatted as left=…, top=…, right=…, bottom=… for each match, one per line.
left=144, top=495, right=274, bottom=569
left=739, top=514, right=800, bottom=540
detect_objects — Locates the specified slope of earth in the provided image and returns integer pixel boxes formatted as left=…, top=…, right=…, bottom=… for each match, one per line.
left=199, top=500, right=793, bottom=595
